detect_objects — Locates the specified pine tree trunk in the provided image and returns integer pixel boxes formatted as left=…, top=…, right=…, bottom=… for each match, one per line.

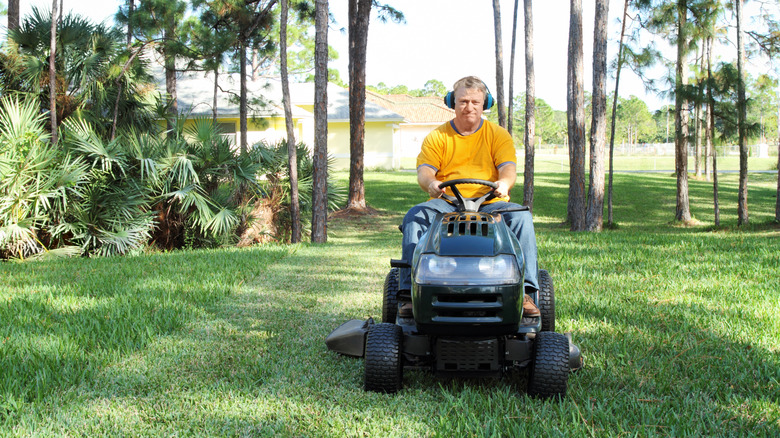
left=8, top=0, right=19, bottom=33
left=736, top=0, right=748, bottom=225
left=164, top=20, right=178, bottom=137
left=212, top=69, right=219, bottom=124
left=347, top=0, right=370, bottom=210
left=281, top=0, right=301, bottom=243
left=49, top=0, right=58, bottom=145
left=112, top=82, right=124, bottom=141
left=693, top=81, right=702, bottom=179
left=492, top=0, right=506, bottom=128
left=567, top=0, right=586, bottom=231
left=705, top=95, right=710, bottom=181
left=311, top=0, right=329, bottom=243
left=706, top=36, right=719, bottom=227
left=695, top=47, right=705, bottom=179
left=127, top=0, right=135, bottom=46
left=239, top=42, right=248, bottom=155
left=776, top=90, right=779, bottom=223
left=608, top=0, right=630, bottom=227
left=585, top=0, right=609, bottom=232
left=674, top=0, right=691, bottom=222
left=508, top=0, right=519, bottom=136
left=523, top=0, right=535, bottom=209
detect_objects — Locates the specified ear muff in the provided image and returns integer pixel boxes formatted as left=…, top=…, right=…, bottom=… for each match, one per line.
left=483, top=90, right=494, bottom=110
left=443, top=91, right=455, bottom=109
left=443, top=84, right=495, bottom=110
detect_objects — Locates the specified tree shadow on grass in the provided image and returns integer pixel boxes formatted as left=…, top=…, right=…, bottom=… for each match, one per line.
left=0, top=246, right=292, bottom=408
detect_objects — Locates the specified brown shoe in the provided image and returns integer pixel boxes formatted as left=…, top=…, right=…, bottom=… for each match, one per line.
left=399, top=302, right=413, bottom=318
left=523, top=294, right=540, bottom=317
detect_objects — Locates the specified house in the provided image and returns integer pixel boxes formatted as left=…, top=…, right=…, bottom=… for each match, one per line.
left=365, top=91, right=455, bottom=169
left=172, top=71, right=453, bottom=170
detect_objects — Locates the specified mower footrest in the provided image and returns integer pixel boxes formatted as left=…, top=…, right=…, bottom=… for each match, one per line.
left=390, top=259, right=410, bottom=268
left=325, top=318, right=372, bottom=357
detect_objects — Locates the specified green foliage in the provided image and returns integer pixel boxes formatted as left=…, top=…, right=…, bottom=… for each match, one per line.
left=2, top=7, right=158, bottom=136
left=121, top=0, right=190, bottom=54
left=748, top=74, right=778, bottom=144
left=705, top=62, right=764, bottom=144
left=250, top=139, right=346, bottom=242
left=368, top=79, right=447, bottom=97
left=128, top=118, right=261, bottom=250
left=510, top=95, right=568, bottom=145
left=0, top=94, right=345, bottom=258
left=614, top=95, right=656, bottom=144
left=0, top=97, right=82, bottom=259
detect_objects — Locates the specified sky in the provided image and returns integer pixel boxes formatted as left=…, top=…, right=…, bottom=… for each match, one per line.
left=11, top=0, right=767, bottom=112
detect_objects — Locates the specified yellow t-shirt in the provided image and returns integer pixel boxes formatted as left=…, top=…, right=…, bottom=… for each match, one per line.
left=417, top=119, right=516, bottom=203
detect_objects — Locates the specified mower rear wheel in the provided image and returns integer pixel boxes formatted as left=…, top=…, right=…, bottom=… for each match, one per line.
left=364, top=323, right=403, bottom=393
left=382, top=268, right=399, bottom=323
left=527, top=331, right=569, bottom=399
left=538, top=270, right=555, bottom=332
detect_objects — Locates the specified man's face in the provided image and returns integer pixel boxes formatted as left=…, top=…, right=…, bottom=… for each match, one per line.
left=453, top=87, right=485, bottom=126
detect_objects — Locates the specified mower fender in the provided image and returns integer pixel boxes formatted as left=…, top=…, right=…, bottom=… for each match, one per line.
left=565, top=332, right=584, bottom=371
left=325, top=318, right=374, bottom=357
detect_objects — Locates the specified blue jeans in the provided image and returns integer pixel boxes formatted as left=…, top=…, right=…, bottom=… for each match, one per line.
left=399, top=199, right=538, bottom=292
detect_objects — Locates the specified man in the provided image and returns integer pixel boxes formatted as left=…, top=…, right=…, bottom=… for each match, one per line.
left=399, top=75, right=540, bottom=317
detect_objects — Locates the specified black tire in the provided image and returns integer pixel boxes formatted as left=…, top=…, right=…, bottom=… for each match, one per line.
left=382, top=268, right=399, bottom=323
left=538, top=269, right=555, bottom=332
left=364, top=323, right=403, bottom=393
left=527, top=331, right=570, bottom=399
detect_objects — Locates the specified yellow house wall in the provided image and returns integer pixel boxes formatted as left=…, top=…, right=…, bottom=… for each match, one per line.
left=178, top=116, right=306, bottom=148
left=327, top=120, right=398, bottom=170
left=170, top=115, right=397, bottom=170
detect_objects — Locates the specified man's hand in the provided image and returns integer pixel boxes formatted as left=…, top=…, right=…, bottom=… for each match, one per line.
left=494, top=180, right=510, bottom=198
left=494, top=163, right=517, bottom=199
left=427, top=179, right=444, bottom=198
left=418, top=165, right=444, bottom=198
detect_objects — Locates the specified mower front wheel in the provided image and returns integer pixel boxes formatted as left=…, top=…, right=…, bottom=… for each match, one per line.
left=527, top=331, right=569, bottom=399
left=364, top=323, right=403, bottom=393
left=382, top=268, right=399, bottom=323
left=538, top=270, right=555, bottom=332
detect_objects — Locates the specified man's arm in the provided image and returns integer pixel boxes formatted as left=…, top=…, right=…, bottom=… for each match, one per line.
left=495, top=163, right=517, bottom=198
left=417, top=165, right=444, bottom=198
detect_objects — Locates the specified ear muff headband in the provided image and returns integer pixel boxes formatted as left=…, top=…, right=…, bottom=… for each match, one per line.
left=443, top=82, right=495, bottom=110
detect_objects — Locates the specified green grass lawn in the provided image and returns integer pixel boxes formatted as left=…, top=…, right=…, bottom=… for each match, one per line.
left=1, top=172, right=779, bottom=436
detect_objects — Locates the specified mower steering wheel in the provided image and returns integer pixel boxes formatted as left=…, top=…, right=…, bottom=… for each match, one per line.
left=438, top=179, right=498, bottom=212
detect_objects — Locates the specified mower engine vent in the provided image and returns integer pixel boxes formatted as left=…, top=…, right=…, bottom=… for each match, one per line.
left=441, top=213, right=494, bottom=238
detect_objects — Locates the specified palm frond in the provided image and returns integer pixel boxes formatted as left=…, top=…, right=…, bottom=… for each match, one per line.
left=161, top=184, right=215, bottom=229
left=164, top=153, right=201, bottom=187
left=62, top=118, right=127, bottom=174
left=0, top=96, right=48, bottom=144
left=205, top=208, right=239, bottom=237
left=26, top=245, right=81, bottom=260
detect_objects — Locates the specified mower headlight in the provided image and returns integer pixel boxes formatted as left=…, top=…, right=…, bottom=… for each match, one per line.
left=425, top=256, right=458, bottom=276
left=415, top=254, right=520, bottom=285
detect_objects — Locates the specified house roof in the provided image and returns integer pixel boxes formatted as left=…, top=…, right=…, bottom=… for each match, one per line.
left=288, top=82, right=404, bottom=122
left=366, top=91, right=454, bottom=124
left=171, top=71, right=404, bottom=122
